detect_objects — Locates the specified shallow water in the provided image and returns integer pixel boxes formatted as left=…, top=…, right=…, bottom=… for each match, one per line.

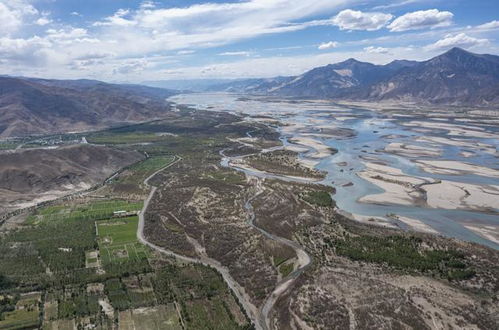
left=170, top=93, right=499, bottom=249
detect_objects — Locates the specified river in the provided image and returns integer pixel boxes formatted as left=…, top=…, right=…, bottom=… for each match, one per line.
left=169, top=93, right=499, bottom=250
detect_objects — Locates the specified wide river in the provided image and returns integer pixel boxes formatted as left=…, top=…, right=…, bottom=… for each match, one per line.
left=169, top=93, right=499, bottom=250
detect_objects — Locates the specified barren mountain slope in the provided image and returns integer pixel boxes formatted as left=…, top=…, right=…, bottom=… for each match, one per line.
left=0, top=77, right=176, bottom=138
left=0, top=144, right=143, bottom=214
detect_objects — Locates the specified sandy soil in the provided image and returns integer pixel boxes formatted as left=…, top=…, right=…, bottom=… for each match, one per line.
left=357, top=161, right=499, bottom=212
left=384, top=142, right=441, bottom=158
left=230, top=160, right=322, bottom=182
left=349, top=213, right=399, bottom=229
left=395, top=216, right=439, bottom=234
left=463, top=224, right=499, bottom=245
left=289, top=136, right=335, bottom=159
left=357, top=162, right=429, bottom=206
left=423, top=180, right=499, bottom=211
left=2, top=182, right=92, bottom=211
left=416, top=136, right=497, bottom=155
left=403, top=121, right=499, bottom=139
left=415, top=160, right=499, bottom=178
left=284, top=144, right=309, bottom=153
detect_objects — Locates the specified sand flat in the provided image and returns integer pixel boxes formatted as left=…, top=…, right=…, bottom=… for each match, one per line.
left=423, top=180, right=499, bottom=211
left=416, top=136, right=497, bottom=155
left=416, top=160, right=499, bottom=178
left=463, top=225, right=499, bottom=245
left=289, top=136, right=335, bottom=159
left=356, top=162, right=428, bottom=206
left=384, top=142, right=441, bottom=158
left=403, top=121, right=499, bottom=139
left=396, top=216, right=439, bottom=234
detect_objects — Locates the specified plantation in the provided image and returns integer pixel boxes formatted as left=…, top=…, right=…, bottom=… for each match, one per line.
left=0, top=195, right=250, bottom=329
left=332, top=234, right=475, bottom=279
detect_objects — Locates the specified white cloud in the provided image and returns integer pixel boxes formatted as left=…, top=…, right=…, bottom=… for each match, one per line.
left=427, top=33, right=489, bottom=50
left=219, top=51, right=250, bottom=56
left=177, top=50, right=195, bottom=55
left=475, top=20, right=499, bottom=30
left=388, top=9, right=453, bottom=32
left=364, top=46, right=389, bottom=54
left=113, top=58, right=149, bottom=74
left=150, top=47, right=437, bottom=80
left=93, top=9, right=136, bottom=27
left=318, top=41, right=339, bottom=50
left=46, top=28, right=89, bottom=40
left=331, top=9, right=393, bottom=31
left=36, top=17, right=52, bottom=26
left=0, top=36, right=50, bottom=63
left=91, top=0, right=351, bottom=51
left=373, top=0, right=430, bottom=10
left=0, top=0, right=38, bottom=35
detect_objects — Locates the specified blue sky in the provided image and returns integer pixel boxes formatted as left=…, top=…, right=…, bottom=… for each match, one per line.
left=1, top=0, right=498, bottom=82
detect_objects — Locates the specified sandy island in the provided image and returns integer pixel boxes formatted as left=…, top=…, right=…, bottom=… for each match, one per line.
left=289, top=136, right=336, bottom=159
left=357, top=162, right=430, bottom=206
left=415, top=160, right=499, bottom=178
left=384, top=142, right=441, bottom=158
left=357, top=162, right=499, bottom=212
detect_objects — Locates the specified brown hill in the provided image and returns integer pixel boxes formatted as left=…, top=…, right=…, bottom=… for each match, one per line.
left=0, top=77, right=176, bottom=138
left=0, top=144, right=143, bottom=213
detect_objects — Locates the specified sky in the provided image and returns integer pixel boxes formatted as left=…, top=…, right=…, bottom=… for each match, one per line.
left=1, top=0, right=498, bottom=82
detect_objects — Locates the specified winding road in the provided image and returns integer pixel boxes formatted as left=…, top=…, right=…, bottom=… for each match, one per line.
left=136, top=155, right=263, bottom=329
left=138, top=148, right=314, bottom=330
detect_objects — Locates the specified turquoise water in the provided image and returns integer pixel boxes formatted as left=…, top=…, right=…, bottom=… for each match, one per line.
left=170, top=93, right=499, bottom=249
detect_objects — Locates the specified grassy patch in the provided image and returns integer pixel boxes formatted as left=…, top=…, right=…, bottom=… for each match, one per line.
left=301, top=191, right=335, bottom=207
left=0, top=142, right=19, bottom=150
left=273, top=256, right=289, bottom=267
left=279, top=263, right=294, bottom=277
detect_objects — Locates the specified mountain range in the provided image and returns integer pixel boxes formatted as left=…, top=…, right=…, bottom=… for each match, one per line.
left=207, top=48, right=499, bottom=105
left=0, top=77, right=176, bottom=138
left=1, top=48, right=498, bottom=139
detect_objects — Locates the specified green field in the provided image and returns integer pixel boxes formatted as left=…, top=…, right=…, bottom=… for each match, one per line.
left=0, top=117, right=256, bottom=329
left=27, top=200, right=143, bottom=224
left=88, top=132, right=168, bottom=144
left=107, top=155, right=176, bottom=196
left=0, top=142, right=19, bottom=150
left=0, top=293, right=41, bottom=329
left=96, top=216, right=151, bottom=266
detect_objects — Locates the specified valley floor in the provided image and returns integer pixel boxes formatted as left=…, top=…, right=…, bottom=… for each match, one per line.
left=0, top=104, right=498, bottom=329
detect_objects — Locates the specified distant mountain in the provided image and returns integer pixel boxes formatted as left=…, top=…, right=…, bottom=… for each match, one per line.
left=208, top=48, right=499, bottom=105
left=267, top=59, right=418, bottom=98
left=0, top=77, right=177, bottom=138
left=206, top=77, right=294, bottom=94
left=361, top=47, right=499, bottom=104
left=143, top=79, right=235, bottom=92
left=207, top=59, right=417, bottom=97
